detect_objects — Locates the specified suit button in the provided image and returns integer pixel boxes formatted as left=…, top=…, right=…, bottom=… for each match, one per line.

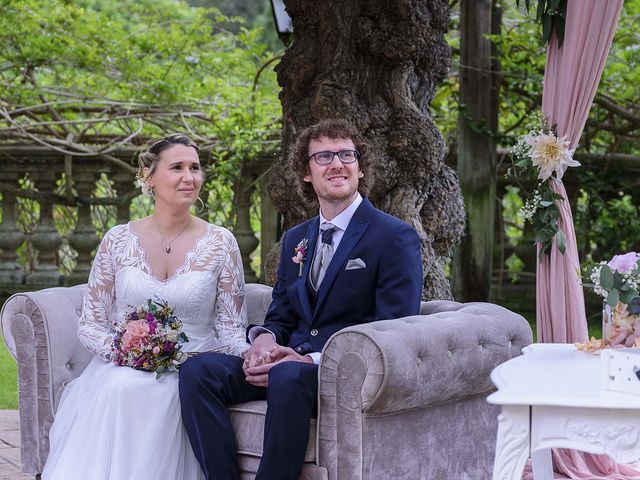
left=295, top=346, right=302, bottom=353
left=310, top=329, right=318, bottom=336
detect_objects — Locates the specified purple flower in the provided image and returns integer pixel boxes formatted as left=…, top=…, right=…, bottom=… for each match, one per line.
left=608, top=252, right=640, bottom=275
left=148, top=320, right=157, bottom=334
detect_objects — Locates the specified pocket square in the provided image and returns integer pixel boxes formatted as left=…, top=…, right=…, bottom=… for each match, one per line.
left=345, top=258, right=366, bottom=270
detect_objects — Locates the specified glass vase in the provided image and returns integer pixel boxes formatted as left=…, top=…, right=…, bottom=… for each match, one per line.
left=602, top=302, right=613, bottom=341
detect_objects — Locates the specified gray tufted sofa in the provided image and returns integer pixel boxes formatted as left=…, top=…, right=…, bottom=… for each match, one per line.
left=1, top=283, right=532, bottom=480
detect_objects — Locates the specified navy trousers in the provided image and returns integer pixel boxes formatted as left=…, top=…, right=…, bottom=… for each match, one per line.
left=178, top=352, right=319, bottom=480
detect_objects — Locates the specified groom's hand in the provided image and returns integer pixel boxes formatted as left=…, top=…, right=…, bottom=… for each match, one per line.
left=243, top=333, right=277, bottom=371
left=244, top=345, right=313, bottom=387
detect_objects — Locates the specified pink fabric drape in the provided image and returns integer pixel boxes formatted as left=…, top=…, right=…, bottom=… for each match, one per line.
left=536, top=0, right=624, bottom=344
left=531, top=0, right=631, bottom=478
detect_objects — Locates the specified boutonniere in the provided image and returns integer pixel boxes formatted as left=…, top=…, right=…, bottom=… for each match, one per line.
left=292, top=238, right=308, bottom=277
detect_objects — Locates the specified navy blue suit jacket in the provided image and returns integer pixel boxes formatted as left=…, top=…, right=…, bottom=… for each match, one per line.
left=261, top=198, right=423, bottom=353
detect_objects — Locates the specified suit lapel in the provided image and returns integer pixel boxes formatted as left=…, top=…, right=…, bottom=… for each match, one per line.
left=297, top=218, right=319, bottom=321
left=314, top=199, right=373, bottom=315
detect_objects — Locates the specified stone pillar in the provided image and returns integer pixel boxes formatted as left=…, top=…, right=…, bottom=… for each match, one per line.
left=112, top=171, right=135, bottom=225
left=26, top=172, right=63, bottom=287
left=233, top=163, right=258, bottom=283
left=259, top=171, right=279, bottom=284
left=67, top=171, right=101, bottom=285
left=0, top=174, right=26, bottom=287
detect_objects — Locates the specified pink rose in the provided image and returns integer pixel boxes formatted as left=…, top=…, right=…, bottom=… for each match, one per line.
left=152, top=346, right=161, bottom=355
left=121, top=319, right=150, bottom=351
left=608, top=252, right=640, bottom=275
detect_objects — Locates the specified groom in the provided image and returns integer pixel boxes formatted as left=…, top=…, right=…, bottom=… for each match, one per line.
left=179, top=119, right=423, bottom=480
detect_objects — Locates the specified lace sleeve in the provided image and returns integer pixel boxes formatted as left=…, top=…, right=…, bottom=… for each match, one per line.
left=212, top=232, right=249, bottom=357
left=77, top=231, right=116, bottom=362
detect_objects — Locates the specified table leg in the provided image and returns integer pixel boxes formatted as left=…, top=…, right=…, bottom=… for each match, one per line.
left=531, top=448, right=553, bottom=480
left=492, top=405, right=530, bottom=480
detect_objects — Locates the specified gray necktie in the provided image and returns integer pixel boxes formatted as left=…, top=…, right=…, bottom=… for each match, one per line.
left=311, top=223, right=335, bottom=290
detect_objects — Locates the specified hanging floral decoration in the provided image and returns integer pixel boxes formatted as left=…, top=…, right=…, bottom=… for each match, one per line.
left=508, top=113, right=580, bottom=258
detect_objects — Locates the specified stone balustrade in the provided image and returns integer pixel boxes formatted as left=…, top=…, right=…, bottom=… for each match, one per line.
left=0, top=146, right=277, bottom=301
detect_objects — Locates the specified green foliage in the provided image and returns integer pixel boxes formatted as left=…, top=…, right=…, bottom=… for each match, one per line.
left=501, top=186, right=524, bottom=246
left=505, top=253, right=525, bottom=283
left=577, top=191, right=640, bottom=263
left=0, top=0, right=282, bottom=181
left=515, top=0, right=568, bottom=46
left=0, top=341, right=18, bottom=409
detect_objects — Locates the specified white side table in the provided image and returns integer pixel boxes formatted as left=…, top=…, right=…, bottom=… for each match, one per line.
left=488, top=343, right=640, bottom=480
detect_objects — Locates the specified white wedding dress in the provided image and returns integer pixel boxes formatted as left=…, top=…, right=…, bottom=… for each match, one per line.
left=42, top=222, right=249, bottom=480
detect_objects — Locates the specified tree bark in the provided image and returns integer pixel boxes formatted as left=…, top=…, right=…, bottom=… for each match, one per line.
left=452, top=0, right=498, bottom=301
left=267, top=0, right=465, bottom=300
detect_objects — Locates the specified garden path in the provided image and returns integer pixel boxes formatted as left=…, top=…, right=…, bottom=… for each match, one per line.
left=0, top=411, right=30, bottom=480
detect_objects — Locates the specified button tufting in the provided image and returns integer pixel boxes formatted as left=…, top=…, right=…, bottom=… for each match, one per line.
left=507, top=341, right=512, bottom=348
left=65, top=362, right=72, bottom=370
left=75, top=309, right=82, bottom=316
left=478, top=345, right=483, bottom=351
left=447, top=351, right=452, bottom=359
left=310, top=329, right=318, bottom=336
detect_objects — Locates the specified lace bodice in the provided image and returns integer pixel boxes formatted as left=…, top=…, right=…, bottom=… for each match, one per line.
left=77, top=222, right=249, bottom=361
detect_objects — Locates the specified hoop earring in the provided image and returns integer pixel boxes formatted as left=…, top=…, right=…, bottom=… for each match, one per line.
left=196, top=196, right=205, bottom=213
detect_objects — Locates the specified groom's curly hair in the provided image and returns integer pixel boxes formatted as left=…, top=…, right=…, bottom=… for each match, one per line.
left=289, top=119, right=372, bottom=205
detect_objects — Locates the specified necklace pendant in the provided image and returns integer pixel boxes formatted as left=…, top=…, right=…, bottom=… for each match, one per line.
left=165, top=245, right=171, bottom=254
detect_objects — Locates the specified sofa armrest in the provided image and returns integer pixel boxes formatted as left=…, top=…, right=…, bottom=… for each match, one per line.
left=316, top=302, right=532, bottom=477
left=0, top=285, right=91, bottom=474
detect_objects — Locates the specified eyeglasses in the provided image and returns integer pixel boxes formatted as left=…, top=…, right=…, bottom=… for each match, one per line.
left=308, top=150, right=360, bottom=165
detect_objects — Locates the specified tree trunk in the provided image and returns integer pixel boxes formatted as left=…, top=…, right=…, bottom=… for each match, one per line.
left=452, top=0, right=498, bottom=301
left=266, top=0, right=465, bottom=300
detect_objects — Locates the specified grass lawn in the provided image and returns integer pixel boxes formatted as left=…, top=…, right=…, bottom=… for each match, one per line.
left=0, top=340, right=18, bottom=409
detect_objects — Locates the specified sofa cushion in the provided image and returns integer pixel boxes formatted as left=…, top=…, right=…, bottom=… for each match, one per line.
left=245, top=284, right=272, bottom=327
left=229, top=400, right=316, bottom=463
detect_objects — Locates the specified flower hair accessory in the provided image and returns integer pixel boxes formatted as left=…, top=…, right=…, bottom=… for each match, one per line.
left=136, top=176, right=154, bottom=197
left=292, top=238, right=308, bottom=277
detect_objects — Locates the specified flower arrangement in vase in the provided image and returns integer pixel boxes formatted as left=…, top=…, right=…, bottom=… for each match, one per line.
left=577, top=252, right=640, bottom=353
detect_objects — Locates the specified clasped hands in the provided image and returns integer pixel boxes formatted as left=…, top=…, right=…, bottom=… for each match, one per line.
left=242, top=333, right=312, bottom=387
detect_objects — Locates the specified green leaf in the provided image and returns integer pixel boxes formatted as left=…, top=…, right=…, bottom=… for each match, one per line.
left=607, top=289, right=620, bottom=308
left=620, top=289, right=639, bottom=305
left=536, top=0, right=546, bottom=20
left=555, top=229, right=566, bottom=254
left=542, top=14, right=552, bottom=43
left=600, top=265, right=614, bottom=290
left=554, top=16, right=565, bottom=47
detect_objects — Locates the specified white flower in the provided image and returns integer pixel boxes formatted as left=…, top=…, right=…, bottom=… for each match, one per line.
left=166, top=330, right=179, bottom=342
left=135, top=177, right=153, bottom=196
left=525, top=131, right=579, bottom=182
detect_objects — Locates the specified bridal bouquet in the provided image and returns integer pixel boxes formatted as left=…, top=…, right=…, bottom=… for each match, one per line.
left=576, top=252, right=640, bottom=353
left=111, top=298, right=189, bottom=378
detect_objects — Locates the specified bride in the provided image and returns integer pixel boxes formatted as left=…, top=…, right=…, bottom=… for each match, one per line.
left=42, top=134, right=248, bottom=480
